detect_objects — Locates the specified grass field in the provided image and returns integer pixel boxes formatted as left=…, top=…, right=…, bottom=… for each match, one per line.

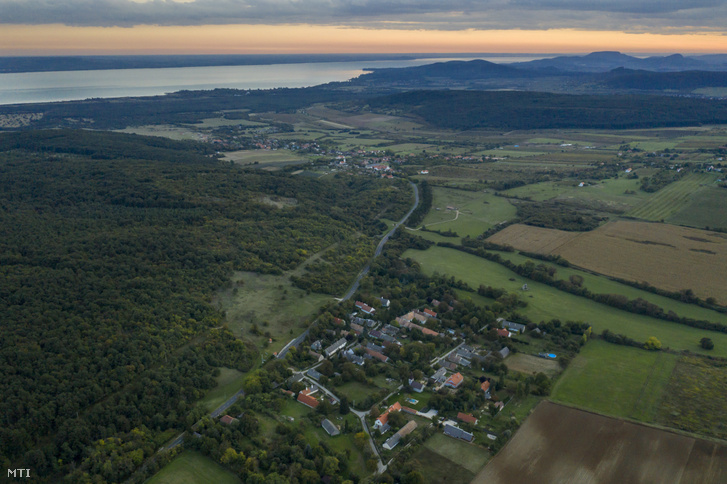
left=423, top=432, right=489, bottom=474
left=668, top=186, right=727, bottom=230
left=551, top=340, right=677, bottom=421
left=473, top=401, right=727, bottom=484
left=487, top=220, right=727, bottom=305
left=215, top=271, right=331, bottom=353
left=411, top=447, right=476, bottom=484
left=335, top=381, right=382, bottom=406
left=505, top=353, right=561, bottom=377
left=197, top=368, right=246, bottom=412
left=659, top=356, right=727, bottom=440
left=222, top=149, right=308, bottom=168
left=403, top=246, right=727, bottom=357
left=418, top=187, right=516, bottom=237
left=627, top=173, right=717, bottom=221
left=146, top=451, right=241, bottom=484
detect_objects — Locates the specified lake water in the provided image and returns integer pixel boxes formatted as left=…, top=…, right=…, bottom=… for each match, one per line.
left=0, top=56, right=547, bottom=106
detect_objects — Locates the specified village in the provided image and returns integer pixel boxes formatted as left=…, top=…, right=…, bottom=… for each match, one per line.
left=207, top=291, right=583, bottom=474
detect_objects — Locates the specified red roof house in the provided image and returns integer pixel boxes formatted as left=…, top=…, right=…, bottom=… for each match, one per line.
left=444, top=372, right=464, bottom=389
left=457, top=412, right=478, bottom=425
left=297, top=391, right=320, bottom=409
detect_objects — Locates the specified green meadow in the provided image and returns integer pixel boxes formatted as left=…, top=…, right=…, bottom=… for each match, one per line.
left=403, top=245, right=727, bottom=357
left=146, top=451, right=241, bottom=484
left=551, top=339, right=677, bottom=422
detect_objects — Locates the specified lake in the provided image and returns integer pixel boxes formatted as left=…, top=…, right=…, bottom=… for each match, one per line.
left=0, top=56, right=547, bottom=105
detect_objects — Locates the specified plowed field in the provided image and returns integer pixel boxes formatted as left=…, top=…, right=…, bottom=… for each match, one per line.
left=472, top=401, right=727, bottom=484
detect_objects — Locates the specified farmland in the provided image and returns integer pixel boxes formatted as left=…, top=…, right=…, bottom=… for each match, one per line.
left=473, top=401, right=727, bottom=484
left=403, top=245, right=727, bottom=357
left=487, top=220, right=727, bottom=304
left=505, top=353, right=562, bottom=377
left=551, top=340, right=677, bottom=422
left=627, top=172, right=720, bottom=221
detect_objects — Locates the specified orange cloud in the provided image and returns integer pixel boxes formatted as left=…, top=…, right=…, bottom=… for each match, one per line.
left=1, top=24, right=725, bottom=55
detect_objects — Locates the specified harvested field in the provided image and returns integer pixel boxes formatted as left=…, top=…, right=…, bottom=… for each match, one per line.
left=486, top=223, right=578, bottom=253
left=472, top=401, right=727, bottom=484
left=488, top=221, right=727, bottom=304
left=505, top=353, right=561, bottom=377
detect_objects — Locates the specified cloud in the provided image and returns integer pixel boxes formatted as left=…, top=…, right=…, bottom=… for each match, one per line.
left=1, top=0, right=726, bottom=32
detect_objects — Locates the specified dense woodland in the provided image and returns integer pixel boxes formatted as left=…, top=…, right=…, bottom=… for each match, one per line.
left=0, top=130, right=410, bottom=481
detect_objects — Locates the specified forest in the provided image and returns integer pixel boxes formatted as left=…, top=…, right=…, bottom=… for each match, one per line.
left=0, top=130, right=410, bottom=481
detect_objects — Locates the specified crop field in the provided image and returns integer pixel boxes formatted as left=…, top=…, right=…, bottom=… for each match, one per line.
left=505, top=353, right=561, bottom=377
left=659, top=356, right=727, bottom=440
left=147, top=451, right=241, bottom=484
left=627, top=173, right=718, bottom=221
left=486, top=223, right=578, bottom=253
left=551, top=221, right=727, bottom=304
left=551, top=340, right=677, bottom=421
left=473, top=401, right=727, bottom=484
left=410, top=447, right=476, bottom=484
left=403, top=246, right=727, bottom=357
left=489, top=250, right=727, bottom=326
left=488, top=220, right=727, bottom=304
left=668, top=187, right=727, bottom=230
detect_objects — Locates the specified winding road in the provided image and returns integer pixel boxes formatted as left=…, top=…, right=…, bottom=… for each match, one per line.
left=278, top=181, right=419, bottom=358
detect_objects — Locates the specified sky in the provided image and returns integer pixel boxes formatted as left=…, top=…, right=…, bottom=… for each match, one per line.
left=0, top=0, right=726, bottom=55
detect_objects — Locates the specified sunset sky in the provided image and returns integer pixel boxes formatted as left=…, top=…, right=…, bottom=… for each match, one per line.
left=1, top=0, right=726, bottom=55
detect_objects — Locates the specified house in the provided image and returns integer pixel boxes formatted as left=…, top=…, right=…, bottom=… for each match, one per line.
left=431, top=367, right=447, bottom=383
left=444, top=424, right=474, bottom=442
left=281, top=389, right=295, bottom=398
left=309, top=350, right=323, bottom=362
left=297, top=390, right=320, bottom=409
left=481, top=380, right=491, bottom=398
left=431, top=299, right=441, bottom=307
left=498, top=318, right=526, bottom=334
left=444, top=372, right=464, bottom=389
left=457, top=412, right=478, bottom=425
left=343, top=348, right=365, bottom=366
left=408, top=377, right=425, bottom=393
left=498, top=347, right=510, bottom=359
left=367, top=342, right=386, bottom=354
left=220, top=415, right=238, bottom=425
left=369, top=330, right=384, bottom=340
left=307, top=368, right=322, bottom=381
left=333, top=317, right=345, bottom=326
left=350, top=323, right=364, bottom=335
left=322, top=419, right=340, bottom=437
left=380, top=333, right=399, bottom=344
left=447, top=353, right=462, bottom=365
left=365, top=347, right=389, bottom=363
left=378, top=297, right=391, bottom=308
left=423, top=308, right=437, bottom=318
left=399, top=319, right=441, bottom=337
left=496, top=328, right=511, bottom=338
left=374, top=402, right=402, bottom=429
left=401, top=406, right=418, bottom=415
left=324, top=338, right=347, bottom=357
left=383, top=420, right=418, bottom=450
left=355, top=301, right=375, bottom=314
left=311, top=340, right=323, bottom=351
left=382, top=324, right=400, bottom=336
left=439, top=361, right=457, bottom=371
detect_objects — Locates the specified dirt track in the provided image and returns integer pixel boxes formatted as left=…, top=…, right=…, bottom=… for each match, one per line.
left=472, top=401, right=727, bottom=484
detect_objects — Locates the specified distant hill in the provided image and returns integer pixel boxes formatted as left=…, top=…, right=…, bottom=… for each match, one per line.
left=360, top=59, right=548, bottom=81
left=511, top=51, right=726, bottom=73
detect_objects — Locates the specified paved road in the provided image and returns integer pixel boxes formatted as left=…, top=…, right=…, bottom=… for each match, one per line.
left=210, top=389, right=245, bottom=418
left=342, top=181, right=420, bottom=301
left=279, top=181, right=420, bottom=358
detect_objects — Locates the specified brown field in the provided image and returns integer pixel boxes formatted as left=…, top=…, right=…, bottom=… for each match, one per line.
left=472, top=401, right=727, bottom=484
left=487, top=223, right=578, bottom=253
left=488, top=221, right=727, bottom=304
left=505, top=353, right=561, bottom=377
